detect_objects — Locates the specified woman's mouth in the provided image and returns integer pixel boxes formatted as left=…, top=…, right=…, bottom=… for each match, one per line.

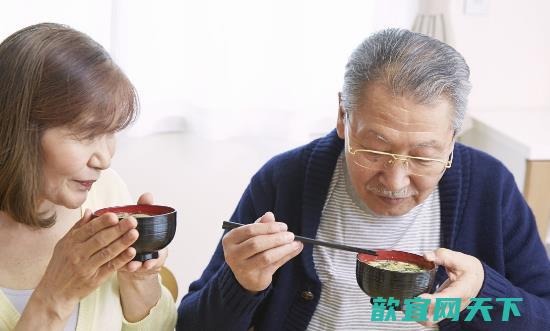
left=74, top=180, right=95, bottom=190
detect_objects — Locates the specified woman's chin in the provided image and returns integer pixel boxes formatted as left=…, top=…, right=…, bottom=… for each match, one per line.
left=58, top=192, right=88, bottom=209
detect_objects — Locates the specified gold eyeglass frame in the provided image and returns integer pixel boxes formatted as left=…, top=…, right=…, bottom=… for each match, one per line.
left=343, top=112, right=453, bottom=177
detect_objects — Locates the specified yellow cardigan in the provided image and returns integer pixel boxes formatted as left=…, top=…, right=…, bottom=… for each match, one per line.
left=0, top=169, right=177, bottom=330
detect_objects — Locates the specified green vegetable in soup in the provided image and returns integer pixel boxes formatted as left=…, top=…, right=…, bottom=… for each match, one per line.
left=368, top=260, right=425, bottom=272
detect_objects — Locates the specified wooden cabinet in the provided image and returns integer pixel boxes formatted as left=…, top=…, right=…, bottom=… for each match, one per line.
left=460, top=110, right=550, bottom=242
left=524, top=161, right=550, bottom=240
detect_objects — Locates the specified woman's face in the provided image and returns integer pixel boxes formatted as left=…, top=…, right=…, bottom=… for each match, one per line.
left=40, top=127, right=116, bottom=209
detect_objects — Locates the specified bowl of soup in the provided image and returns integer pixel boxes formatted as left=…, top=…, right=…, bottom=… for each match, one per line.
left=93, top=205, right=177, bottom=261
left=356, top=250, right=436, bottom=310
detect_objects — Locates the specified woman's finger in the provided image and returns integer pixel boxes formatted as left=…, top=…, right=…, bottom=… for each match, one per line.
left=97, top=248, right=136, bottom=279
left=72, top=209, right=94, bottom=229
left=124, top=260, right=142, bottom=272
left=141, top=259, right=159, bottom=270
left=73, top=213, right=120, bottom=242
left=137, top=192, right=154, bottom=205
left=81, top=217, right=138, bottom=256
left=89, top=229, right=139, bottom=268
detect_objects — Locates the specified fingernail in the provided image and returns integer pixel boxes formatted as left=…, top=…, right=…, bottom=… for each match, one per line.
left=279, top=223, right=288, bottom=231
left=126, top=217, right=137, bottom=226
left=424, top=252, right=436, bottom=261
left=293, top=241, right=302, bottom=250
left=284, top=232, right=294, bottom=241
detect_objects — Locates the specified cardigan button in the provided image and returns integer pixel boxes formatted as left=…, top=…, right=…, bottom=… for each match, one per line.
left=301, top=290, right=315, bottom=301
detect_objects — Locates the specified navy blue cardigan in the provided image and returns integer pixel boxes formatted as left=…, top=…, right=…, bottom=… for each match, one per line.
left=177, top=130, right=550, bottom=330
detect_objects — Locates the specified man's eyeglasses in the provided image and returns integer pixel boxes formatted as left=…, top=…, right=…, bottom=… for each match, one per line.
left=344, top=113, right=453, bottom=177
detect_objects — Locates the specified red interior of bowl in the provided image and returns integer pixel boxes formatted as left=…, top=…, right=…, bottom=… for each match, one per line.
left=94, top=205, right=175, bottom=218
left=358, top=250, right=435, bottom=271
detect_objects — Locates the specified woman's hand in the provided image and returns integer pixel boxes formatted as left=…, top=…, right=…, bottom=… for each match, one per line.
left=117, top=192, right=166, bottom=322
left=24, top=209, right=138, bottom=326
left=118, top=192, right=167, bottom=277
left=415, top=248, right=485, bottom=327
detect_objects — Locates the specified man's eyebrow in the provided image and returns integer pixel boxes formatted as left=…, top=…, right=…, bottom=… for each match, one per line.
left=366, top=129, right=390, bottom=143
left=415, top=140, right=440, bottom=148
left=366, top=129, right=442, bottom=149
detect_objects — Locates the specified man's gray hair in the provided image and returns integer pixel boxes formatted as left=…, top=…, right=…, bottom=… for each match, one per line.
left=342, top=28, right=471, bottom=133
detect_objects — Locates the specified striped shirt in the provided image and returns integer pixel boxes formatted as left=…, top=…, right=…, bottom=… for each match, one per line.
left=307, top=153, right=440, bottom=330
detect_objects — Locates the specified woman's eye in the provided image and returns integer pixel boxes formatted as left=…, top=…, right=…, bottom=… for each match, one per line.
left=71, top=135, right=95, bottom=144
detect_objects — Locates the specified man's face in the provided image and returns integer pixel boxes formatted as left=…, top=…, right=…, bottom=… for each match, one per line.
left=336, top=83, right=455, bottom=216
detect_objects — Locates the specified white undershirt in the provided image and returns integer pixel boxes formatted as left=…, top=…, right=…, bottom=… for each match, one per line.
left=307, top=153, right=441, bottom=330
left=0, top=287, right=79, bottom=330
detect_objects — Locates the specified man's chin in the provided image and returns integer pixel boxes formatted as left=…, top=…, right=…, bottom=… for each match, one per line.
left=366, top=195, right=415, bottom=216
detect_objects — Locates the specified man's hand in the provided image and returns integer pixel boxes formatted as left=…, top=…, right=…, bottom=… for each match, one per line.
left=416, top=248, right=485, bottom=327
left=222, top=212, right=303, bottom=293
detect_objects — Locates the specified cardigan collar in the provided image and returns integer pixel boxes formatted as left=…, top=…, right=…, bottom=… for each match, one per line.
left=299, top=129, right=469, bottom=283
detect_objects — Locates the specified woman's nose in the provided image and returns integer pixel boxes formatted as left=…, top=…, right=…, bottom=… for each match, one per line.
left=88, top=135, right=115, bottom=170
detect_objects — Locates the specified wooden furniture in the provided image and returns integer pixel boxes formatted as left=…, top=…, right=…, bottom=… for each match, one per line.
left=461, top=110, right=550, bottom=241
left=524, top=161, right=550, bottom=240
left=160, top=266, right=178, bottom=302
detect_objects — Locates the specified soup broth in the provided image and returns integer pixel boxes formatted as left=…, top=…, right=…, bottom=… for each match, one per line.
left=368, top=260, right=425, bottom=273
left=116, top=212, right=151, bottom=219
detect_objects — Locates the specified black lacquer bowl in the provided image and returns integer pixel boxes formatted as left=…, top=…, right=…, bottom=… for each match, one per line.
left=94, top=205, right=177, bottom=262
left=356, top=250, right=436, bottom=310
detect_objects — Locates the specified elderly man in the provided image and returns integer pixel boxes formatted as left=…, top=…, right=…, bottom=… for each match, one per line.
left=177, top=29, right=550, bottom=330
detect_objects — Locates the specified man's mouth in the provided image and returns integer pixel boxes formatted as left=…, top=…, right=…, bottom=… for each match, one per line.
left=377, top=195, right=408, bottom=206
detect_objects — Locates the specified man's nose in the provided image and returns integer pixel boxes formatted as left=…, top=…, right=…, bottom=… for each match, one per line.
left=378, top=158, right=411, bottom=192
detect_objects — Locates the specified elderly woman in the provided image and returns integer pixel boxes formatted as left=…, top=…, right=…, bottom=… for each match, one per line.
left=0, top=23, right=176, bottom=330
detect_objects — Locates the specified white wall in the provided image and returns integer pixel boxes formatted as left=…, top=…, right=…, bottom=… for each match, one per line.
left=4, top=0, right=547, bottom=118
left=449, top=0, right=550, bottom=111
left=112, top=0, right=418, bottom=138
left=0, top=0, right=112, bottom=52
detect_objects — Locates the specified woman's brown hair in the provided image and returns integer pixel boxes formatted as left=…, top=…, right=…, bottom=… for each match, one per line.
left=0, top=23, right=138, bottom=227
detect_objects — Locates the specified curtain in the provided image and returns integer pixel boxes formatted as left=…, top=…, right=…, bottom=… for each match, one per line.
left=411, top=0, right=453, bottom=45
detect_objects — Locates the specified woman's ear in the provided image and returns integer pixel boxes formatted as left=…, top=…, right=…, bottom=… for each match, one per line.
left=336, top=92, right=345, bottom=139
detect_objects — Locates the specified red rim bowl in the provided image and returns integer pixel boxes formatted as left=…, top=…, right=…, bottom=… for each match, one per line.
left=356, top=250, right=436, bottom=309
left=93, top=205, right=177, bottom=262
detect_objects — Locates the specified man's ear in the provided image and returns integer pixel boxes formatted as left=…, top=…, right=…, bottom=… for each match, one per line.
left=336, top=92, right=345, bottom=139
